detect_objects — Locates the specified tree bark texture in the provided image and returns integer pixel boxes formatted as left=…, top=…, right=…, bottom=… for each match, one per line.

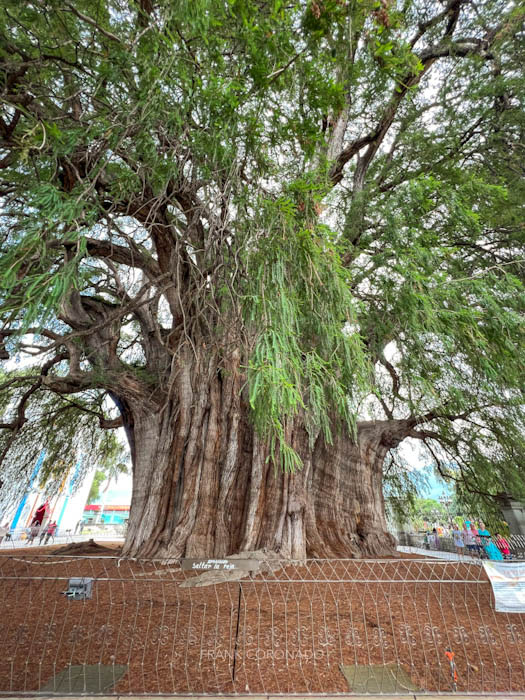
left=122, top=349, right=398, bottom=560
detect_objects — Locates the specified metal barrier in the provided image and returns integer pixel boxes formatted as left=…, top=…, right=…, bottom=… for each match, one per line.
left=0, top=555, right=524, bottom=695
left=397, top=532, right=525, bottom=559
left=0, top=523, right=126, bottom=549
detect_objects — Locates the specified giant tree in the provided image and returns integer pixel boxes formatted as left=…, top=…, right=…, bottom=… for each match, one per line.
left=1, top=0, right=524, bottom=558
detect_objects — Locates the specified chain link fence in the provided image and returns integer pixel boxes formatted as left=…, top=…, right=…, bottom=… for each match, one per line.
left=1, top=554, right=524, bottom=695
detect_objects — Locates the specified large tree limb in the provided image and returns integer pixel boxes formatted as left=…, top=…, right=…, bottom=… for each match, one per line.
left=50, top=236, right=162, bottom=279
left=50, top=393, right=124, bottom=429
left=327, top=0, right=507, bottom=189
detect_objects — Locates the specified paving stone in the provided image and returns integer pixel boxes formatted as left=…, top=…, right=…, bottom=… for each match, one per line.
left=340, top=663, right=420, bottom=693
left=39, top=663, right=127, bottom=693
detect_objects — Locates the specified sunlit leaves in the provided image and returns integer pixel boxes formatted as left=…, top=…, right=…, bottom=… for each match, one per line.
left=0, top=0, right=524, bottom=500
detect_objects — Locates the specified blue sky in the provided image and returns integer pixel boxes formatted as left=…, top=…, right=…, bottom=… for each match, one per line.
left=92, top=473, right=132, bottom=505
left=423, top=472, right=452, bottom=500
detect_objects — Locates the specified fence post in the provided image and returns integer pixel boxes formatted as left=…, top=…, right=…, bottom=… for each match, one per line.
left=231, top=581, right=242, bottom=683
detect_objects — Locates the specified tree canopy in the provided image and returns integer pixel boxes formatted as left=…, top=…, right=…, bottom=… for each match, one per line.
left=0, top=0, right=524, bottom=516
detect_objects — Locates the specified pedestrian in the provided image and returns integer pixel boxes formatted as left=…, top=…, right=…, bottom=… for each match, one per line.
left=478, top=522, right=503, bottom=560
left=470, top=522, right=482, bottom=557
left=495, top=533, right=511, bottom=559
left=0, top=522, right=9, bottom=545
left=431, top=527, right=439, bottom=549
left=44, top=521, right=57, bottom=545
left=452, top=523, right=464, bottom=555
left=27, top=523, right=40, bottom=544
left=463, top=523, right=477, bottom=555
left=38, top=526, right=47, bottom=545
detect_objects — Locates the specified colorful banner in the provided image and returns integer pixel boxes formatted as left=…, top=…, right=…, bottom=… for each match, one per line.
left=483, top=561, right=525, bottom=613
left=10, top=450, right=45, bottom=530
left=56, top=457, right=83, bottom=528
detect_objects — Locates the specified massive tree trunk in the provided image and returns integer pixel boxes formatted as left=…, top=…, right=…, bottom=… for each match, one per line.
left=121, top=349, right=399, bottom=560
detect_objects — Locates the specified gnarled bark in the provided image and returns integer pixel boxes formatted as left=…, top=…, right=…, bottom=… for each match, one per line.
left=122, top=349, right=399, bottom=560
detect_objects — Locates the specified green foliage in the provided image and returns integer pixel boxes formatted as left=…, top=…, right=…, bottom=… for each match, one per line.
left=244, top=194, right=370, bottom=467
left=0, top=369, right=128, bottom=509
left=87, top=455, right=127, bottom=504
left=0, top=0, right=523, bottom=510
left=383, top=459, right=423, bottom=527
left=413, top=498, right=447, bottom=519
left=87, top=470, right=107, bottom=505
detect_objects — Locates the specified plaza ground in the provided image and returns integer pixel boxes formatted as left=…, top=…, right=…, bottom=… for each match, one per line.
left=1, top=548, right=524, bottom=695
left=0, top=693, right=521, bottom=700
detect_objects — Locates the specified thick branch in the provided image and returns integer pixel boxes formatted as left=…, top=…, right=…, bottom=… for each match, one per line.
left=50, top=393, right=124, bottom=429
left=99, top=415, right=124, bottom=429
left=63, top=3, right=121, bottom=43
left=327, top=0, right=506, bottom=189
left=56, top=237, right=162, bottom=279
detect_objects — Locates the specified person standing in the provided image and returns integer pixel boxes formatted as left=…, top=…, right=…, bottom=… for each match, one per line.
left=495, top=533, right=511, bottom=559
left=28, top=523, right=40, bottom=544
left=478, top=522, right=503, bottom=560
left=470, top=522, right=482, bottom=557
left=44, top=521, right=57, bottom=545
left=452, top=524, right=465, bottom=555
left=38, top=526, right=47, bottom=545
left=463, top=523, right=477, bottom=555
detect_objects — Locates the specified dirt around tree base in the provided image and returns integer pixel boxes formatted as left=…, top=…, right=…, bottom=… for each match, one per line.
left=51, top=539, right=122, bottom=556
left=0, top=551, right=523, bottom=695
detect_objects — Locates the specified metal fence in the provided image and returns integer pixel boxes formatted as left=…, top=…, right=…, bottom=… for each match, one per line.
left=0, top=523, right=127, bottom=549
left=1, top=554, right=525, bottom=695
left=397, top=532, right=525, bottom=559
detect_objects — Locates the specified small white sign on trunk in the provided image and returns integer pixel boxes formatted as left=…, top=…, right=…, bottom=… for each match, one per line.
left=181, top=558, right=260, bottom=571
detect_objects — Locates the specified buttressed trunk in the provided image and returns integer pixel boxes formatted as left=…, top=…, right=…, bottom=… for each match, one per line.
left=122, top=350, right=398, bottom=560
